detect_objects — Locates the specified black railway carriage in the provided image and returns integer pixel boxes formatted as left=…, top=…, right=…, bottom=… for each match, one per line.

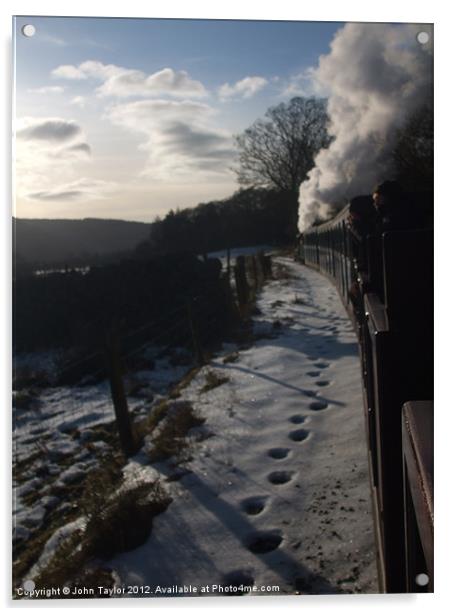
left=300, top=205, right=433, bottom=594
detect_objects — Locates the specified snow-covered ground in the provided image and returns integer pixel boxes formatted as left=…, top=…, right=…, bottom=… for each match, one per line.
left=104, top=257, right=378, bottom=595
left=13, top=256, right=378, bottom=595
left=12, top=354, right=189, bottom=546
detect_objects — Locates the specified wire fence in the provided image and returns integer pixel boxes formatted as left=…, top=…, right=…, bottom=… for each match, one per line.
left=13, top=251, right=273, bottom=464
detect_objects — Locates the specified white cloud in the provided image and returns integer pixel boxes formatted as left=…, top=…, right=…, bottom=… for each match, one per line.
left=52, top=60, right=208, bottom=99
left=51, top=64, right=87, bottom=80
left=218, top=76, right=268, bottom=100
left=280, top=67, right=326, bottom=98
left=106, top=99, right=235, bottom=180
left=28, top=86, right=65, bottom=95
left=70, top=96, right=86, bottom=108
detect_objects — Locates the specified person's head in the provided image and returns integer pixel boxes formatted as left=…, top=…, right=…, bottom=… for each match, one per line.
left=372, top=180, right=403, bottom=215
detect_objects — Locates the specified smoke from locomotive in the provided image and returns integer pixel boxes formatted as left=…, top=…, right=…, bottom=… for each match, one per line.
left=298, top=22, right=433, bottom=231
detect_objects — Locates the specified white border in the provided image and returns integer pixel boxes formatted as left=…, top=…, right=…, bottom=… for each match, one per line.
left=2, top=2, right=450, bottom=614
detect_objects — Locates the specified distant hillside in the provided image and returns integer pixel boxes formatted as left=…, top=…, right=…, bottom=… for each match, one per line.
left=13, top=217, right=153, bottom=267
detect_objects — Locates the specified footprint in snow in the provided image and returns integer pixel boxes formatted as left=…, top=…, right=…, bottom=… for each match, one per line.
left=309, top=400, right=329, bottom=411
left=303, top=389, right=317, bottom=397
left=245, top=531, right=283, bottom=554
left=268, top=447, right=291, bottom=460
left=222, top=571, right=255, bottom=594
left=241, top=496, right=268, bottom=516
left=289, top=429, right=310, bottom=442
left=268, top=470, right=294, bottom=485
left=316, top=380, right=330, bottom=387
left=289, top=414, right=307, bottom=424
left=306, top=371, right=321, bottom=377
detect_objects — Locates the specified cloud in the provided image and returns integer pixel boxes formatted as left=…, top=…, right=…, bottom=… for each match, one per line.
left=106, top=99, right=235, bottom=179
left=17, top=118, right=82, bottom=143
left=162, top=122, right=233, bottom=160
left=27, top=190, right=85, bottom=201
left=52, top=60, right=208, bottom=99
left=15, top=117, right=101, bottom=203
left=280, top=67, right=326, bottom=98
left=107, top=98, right=215, bottom=128
left=218, top=76, right=268, bottom=100
left=65, top=142, right=91, bottom=156
left=51, top=64, right=87, bottom=80
left=27, top=178, right=114, bottom=202
left=70, top=96, right=86, bottom=108
left=28, top=86, right=65, bottom=95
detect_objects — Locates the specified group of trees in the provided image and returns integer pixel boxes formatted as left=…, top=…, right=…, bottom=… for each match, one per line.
left=392, top=103, right=433, bottom=194
left=134, top=187, right=298, bottom=258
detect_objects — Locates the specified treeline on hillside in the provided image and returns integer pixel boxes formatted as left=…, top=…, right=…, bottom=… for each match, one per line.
left=14, top=253, right=238, bottom=379
left=135, top=188, right=298, bottom=258
left=14, top=187, right=293, bottom=382
left=13, top=218, right=152, bottom=273
left=14, top=188, right=296, bottom=276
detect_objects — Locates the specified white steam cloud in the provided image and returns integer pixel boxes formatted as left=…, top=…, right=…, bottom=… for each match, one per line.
left=298, top=23, right=433, bottom=230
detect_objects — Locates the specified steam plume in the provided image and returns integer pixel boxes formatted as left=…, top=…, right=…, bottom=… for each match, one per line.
left=298, top=23, right=433, bottom=230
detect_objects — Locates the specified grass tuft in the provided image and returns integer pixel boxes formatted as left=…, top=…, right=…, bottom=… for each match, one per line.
left=222, top=351, right=239, bottom=364
left=145, top=400, right=204, bottom=463
left=199, top=370, right=229, bottom=394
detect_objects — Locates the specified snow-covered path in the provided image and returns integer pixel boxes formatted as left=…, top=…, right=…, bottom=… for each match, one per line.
left=108, top=257, right=378, bottom=595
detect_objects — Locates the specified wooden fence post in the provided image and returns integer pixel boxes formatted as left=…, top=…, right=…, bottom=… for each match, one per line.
left=187, top=300, right=204, bottom=366
left=255, top=252, right=265, bottom=288
left=262, top=254, right=272, bottom=278
left=234, top=255, right=249, bottom=308
left=104, top=327, right=137, bottom=457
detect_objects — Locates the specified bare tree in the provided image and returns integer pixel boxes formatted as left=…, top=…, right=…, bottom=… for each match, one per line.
left=233, top=97, right=331, bottom=239
left=234, top=97, right=331, bottom=197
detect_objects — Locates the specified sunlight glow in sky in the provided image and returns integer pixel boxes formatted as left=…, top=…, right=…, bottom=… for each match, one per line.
left=14, top=16, right=342, bottom=221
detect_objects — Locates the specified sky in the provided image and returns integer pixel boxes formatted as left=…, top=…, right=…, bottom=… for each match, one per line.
left=13, top=16, right=343, bottom=222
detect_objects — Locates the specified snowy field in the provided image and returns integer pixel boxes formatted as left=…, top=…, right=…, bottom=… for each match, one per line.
left=13, top=256, right=378, bottom=595
left=12, top=354, right=189, bottom=545
left=107, top=257, right=377, bottom=595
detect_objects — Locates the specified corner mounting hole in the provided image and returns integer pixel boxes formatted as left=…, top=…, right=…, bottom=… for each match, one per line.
left=415, top=573, right=429, bottom=586
left=22, top=24, right=36, bottom=37
left=417, top=31, right=429, bottom=45
left=23, top=579, right=35, bottom=592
